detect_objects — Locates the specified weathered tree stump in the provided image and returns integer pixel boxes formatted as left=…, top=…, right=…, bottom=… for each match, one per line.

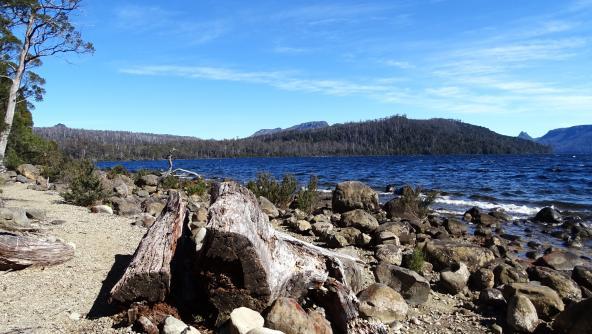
left=0, top=231, right=74, bottom=270
left=110, top=191, right=186, bottom=304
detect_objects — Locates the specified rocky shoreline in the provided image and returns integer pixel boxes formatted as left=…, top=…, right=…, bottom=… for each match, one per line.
left=1, top=164, right=591, bottom=334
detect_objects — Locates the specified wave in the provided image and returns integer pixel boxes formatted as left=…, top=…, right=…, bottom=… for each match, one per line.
left=433, top=196, right=541, bottom=218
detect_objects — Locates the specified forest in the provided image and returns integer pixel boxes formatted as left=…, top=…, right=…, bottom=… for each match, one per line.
left=34, top=116, right=551, bottom=161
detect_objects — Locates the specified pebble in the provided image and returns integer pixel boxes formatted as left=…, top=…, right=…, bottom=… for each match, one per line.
left=69, top=312, right=81, bottom=321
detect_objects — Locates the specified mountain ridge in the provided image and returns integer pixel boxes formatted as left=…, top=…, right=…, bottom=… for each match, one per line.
left=251, top=121, right=329, bottom=137
left=516, top=125, right=592, bottom=153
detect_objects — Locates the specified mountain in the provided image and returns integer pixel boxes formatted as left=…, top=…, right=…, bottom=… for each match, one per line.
left=34, top=116, right=550, bottom=161
left=536, top=125, right=592, bottom=154
left=251, top=121, right=329, bottom=137
left=517, top=131, right=533, bottom=141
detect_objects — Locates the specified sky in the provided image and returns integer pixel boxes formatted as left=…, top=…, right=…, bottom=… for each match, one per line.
left=30, top=0, right=592, bottom=139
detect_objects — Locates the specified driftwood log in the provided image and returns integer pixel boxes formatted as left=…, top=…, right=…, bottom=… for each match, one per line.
left=110, top=191, right=186, bottom=304
left=0, top=231, right=74, bottom=270
left=201, top=182, right=367, bottom=328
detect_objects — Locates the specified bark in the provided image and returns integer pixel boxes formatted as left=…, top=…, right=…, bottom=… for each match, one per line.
left=110, top=191, right=186, bottom=304
left=0, top=231, right=74, bottom=270
left=201, top=182, right=366, bottom=326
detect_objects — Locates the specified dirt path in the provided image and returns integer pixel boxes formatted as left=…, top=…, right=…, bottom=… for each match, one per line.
left=0, top=183, right=145, bottom=334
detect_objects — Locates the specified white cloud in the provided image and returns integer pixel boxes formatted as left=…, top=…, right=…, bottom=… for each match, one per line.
left=383, top=60, right=414, bottom=69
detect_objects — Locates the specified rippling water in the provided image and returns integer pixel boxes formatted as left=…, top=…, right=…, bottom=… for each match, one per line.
left=98, top=154, right=592, bottom=220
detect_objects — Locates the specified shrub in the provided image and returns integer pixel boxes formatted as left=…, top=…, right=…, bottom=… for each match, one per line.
left=106, top=165, right=130, bottom=179
left=61, top=160, right=108, bottom=207
left=246, top=172, right=297, bottom=209
left=182, top=178, right=208, bottom=197
left=159, top=175, right=180, bottom=190
left=405, top=247, right=426, bottom=273
left=295, top=175, right=319, bottom=214
left=391, top=185, right=437, bottom=218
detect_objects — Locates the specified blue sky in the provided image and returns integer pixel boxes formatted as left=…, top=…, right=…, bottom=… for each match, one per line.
left=32, top=0, right=592, bottom=139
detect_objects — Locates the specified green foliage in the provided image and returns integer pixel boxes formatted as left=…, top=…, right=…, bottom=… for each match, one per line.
left=182, top=178, right=208, bottom=197
left=405, top=247, right=426, bottom=273
left=391, top=186, right=437, bottom=218
left=61, top=160, right=108, bottom=207
left=106, top=164, right=130, bottom=179
left=159, top=175, right=180, bottom=190
left=246, top=172, right=297, bottom=209
left=295, top=175, right=319, bottom=214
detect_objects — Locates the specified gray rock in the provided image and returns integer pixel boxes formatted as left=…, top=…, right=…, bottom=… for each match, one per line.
left=424, top=240, right=495, bottom=272
left=259, top=196, right=279, bottom=218
left=479, top=288, right=506, bottom=306
left=373, top=221, right=414, bottom=245
left=534, top=207, right=563, bottom=224
left=332, top=181, right=379, bottom=213
left=536, top=251, right=585, bottom=271
left=527, top=266, right=582, bottom=302
left=140, top=174, right=159, bottom=187
left=16, top=164, right=40, bottom=180
left=247, top=329, right=285, bottom=334
left=311, top=221, right=334, bottom=238
left=265, top=297, right=331, bottom=334
left=109, top=197, right=142, bottom=216
left=162, top=316, right=200, bottom=334
left=440, top=262, right=470, bottom=295
left=143, top=199, right=166, bottom=217
left=0, top=207, right=31, bottom=227
left=375, top=263, right=430, bottom=305
left=358, top=283, right=408, bottom=322
left=553, top=298, right=592, bottom=334
left=503, top=283, right=565, bottom=320
left=572, top=266, right=592, bottom=291
left=340, top=209, right=379, bottom=232
left=327, top=227, right=361, bottom=248
left=230, top=307, right=264, bottom=334
left=470, top=268, right=495, bottom=290
left=374, top=244, right=403, bottom=266
left=507, top=294, right=538, bottom=333
left=15, top=175, right=29, bottom=183
left=493, top=263, right=529, bottom=286
left=444, top=219, right=467, bottom=236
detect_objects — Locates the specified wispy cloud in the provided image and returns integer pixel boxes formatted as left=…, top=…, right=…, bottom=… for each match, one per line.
left=272, top=46, right=312, bottom=54
left=383, top=60, right=414, bottom=69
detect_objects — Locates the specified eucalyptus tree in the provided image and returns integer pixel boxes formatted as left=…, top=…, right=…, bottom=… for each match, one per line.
left=0, top=0, right=93, bottom=169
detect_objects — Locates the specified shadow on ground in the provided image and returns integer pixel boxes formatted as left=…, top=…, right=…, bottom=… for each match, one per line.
left=87, top=254, right=132, bottom=319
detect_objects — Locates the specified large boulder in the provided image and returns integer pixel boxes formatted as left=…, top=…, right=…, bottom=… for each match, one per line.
left=340, top=209, right=379, bottom=233
left=534, top=207, right=563, bottom=224
left=507, top=294, right=539, bottom=333
left=162, top=316, right=200, bottom=334
left=439, top=262, right=470, bottom=295
left=264, top=297, right=331, bottom=334
left=139, top=174, right=159, bottom=187
left=374, top=244, right=403, bottom=266
left=16, top=164, right=40, bottom=180
left=327, top=227, right=362, bottom=248
left=0, top=207, right=31, bottom=228
left=493, top=263, right=529, bottom=286
left=109, top=197, right=142, bottom=216
left=424, top=240, right=495, bottom=272
left=536, top=251, right=586, bottom=271
left=230, top=307, right=264, bottom=334
left=358, top=283, right=408, bottom=322
left=373, top=221, right=414, bottom=245
left=503, top=283, right=565, bottom=320
left=527, top=266, right=582, bottom=302
left=444, top=219, right=467, bottom=236
left=332, top=181, right=379, bottom=213
left=553, top=298, right=592, bottom=334
left=470, top=268, right=495, bottom=290
left=259, top=196, right=279, bottom=218
left=572, top=266, right=592, bottom=291
left=475, top=213, right=500, bottom=227
left=375, top=263, right=430, bottom=305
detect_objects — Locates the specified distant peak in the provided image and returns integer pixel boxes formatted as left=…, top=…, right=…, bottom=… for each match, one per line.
left=54, top=123, right=68, bottom=128
left=251, top=121, right=329, bottom=137
left=517, top=131, right=533, bottom=140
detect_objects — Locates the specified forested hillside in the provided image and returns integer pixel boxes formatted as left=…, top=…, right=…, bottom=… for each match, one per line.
left=34, top=116, right=550, bottom=160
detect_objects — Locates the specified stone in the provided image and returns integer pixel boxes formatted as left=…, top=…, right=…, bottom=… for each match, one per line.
left=265, top=298, right=331, bottom=334
left=24, top=208, right=46, bottom=221
left=230, top=307, right=264, bottom=334
left=536, top=251, right=585, bottom=271
left=135, top=213, right=156, bottom=228
left=476, top=213, right=500, bottom=227
left=16, top=164, right=40, bottom=180
left=572, top=266, right=592, bottom=291
left=247, top=329, right=285, bottom=334
left=440, top=262, right=470, bottom=295
left=534, top=207, right=563, bottom=224
left=311, top=221, right=334, bottom=238
left=507, top=294, right=538, bottom=333
left=332, top=181, right=379, bottom=213
left=479, top=288, right=506, bottom=306
left=294, top=220, right=312, bottom=233
left=553, top=298, right=592, bottom=334
left=90, top=204, right=113, bottom=215
left=259, top=196, right=279, bottom=218
left=140, top=174, right=159, bottom=187
left=503, top=283, right=565, bottom=320
left=340, top=209, right=379, bottom=232
left=358, top=283, right=408, bottom=322
left=493, top=263, right=529, bottom=286
left=444, top=219, right=467, bottom=236
left=15, top=175, right=28, bottom=183
left=527, top=266, right=582, bottom=302
left=470, top=268, right=495, bottom=290
left=193, top=207, right=208, bottom=223
left=327, top=227, right=361, bottom=248
left=424, top=240, right=495, bottom=272
left=375, top=263, right=430, bottom=305
left=0, top=207, right=31, bottom=226
left=162, top=316, right=200, bottom=334
left=109, top=197, right=142, bottom=216
left=374, top=244, right=403, bottom=266
left=374, top=221, right=414, bottom=245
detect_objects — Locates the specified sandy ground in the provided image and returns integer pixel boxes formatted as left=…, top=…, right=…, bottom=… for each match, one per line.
left=0, top=182, right=145, bottom=334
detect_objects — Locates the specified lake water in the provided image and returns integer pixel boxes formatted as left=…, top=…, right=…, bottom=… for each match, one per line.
left=98, top=154, right=592, bottom=222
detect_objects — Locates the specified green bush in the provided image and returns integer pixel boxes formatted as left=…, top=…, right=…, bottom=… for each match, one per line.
left=159, top=175, right=180, bottom=190
left=391, top=186, right=437, bottom=218
left=405, top=247, right=426, bottom=273
left=182, top=178, right=208, bottom=197
left=106, top=164, right=130, bottom=179
left=246, top=172, right=297, bottom=209
left=295, top=175, right=319, bottom=214
left=61, top=160, right=108, bottom=207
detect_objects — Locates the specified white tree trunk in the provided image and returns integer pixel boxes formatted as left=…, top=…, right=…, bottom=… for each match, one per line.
left=0, top=11, right=35, bottom=169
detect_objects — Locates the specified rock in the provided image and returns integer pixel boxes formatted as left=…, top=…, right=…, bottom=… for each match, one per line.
left=15, top=175, right=29, bottom=183
left=439, top=262, right=470, bottom=295
left=507, top=294, right=538, bottom=333
left=162, top=316, right=200, bottom=334
left=247, top=329, right=285, bottom=334
left=23, top=208, right=45, bottom=221
left=358, top=283, right=408, bottom=322
left=332, top=181, right=379, bottom=213
left=375, top=263, right=430, bottom=305
left=264, top=297, right=331, bottom=334
left=534, top=207, right=563, bottom=224
left=340, top=209, right=379, bottom=233
left=479, top=288, right=506, bottom=306
left=90, top=205, right=113, bottom=215
left=136, top=189, right=149, bottom=198
left=109, top=197, right=142, bottom=216
left=192, top=207, right=208, bottom=223
left=424, top=240, right=495, bottom=272
left=503, top=283, right=564, bottom=320
left=536, top=251, right=586, bottom=271
left=327, top=227, right=361, bottom=248
left=143, top=199, right=165, bottom=217
left=230, top=307, right=264, bottom=334
left=137, top=316, right=159, bottom=334
left=553, top=298, right=592, bottom=334
left=476, top=213, right=500, bottom=226
left=259, top=196, right=279, bottom=218
left=493, top=263, right=529, bottom=286
left=444, top=219, right=467, bottom=236
left=470, top=268, right=495, bottom=290
left=135, top=213, right=156, bottom=228
left=489, top=208, right=511, bottom=221
left=491, top=323, right=503, bottom=334
left=311, top=221, right=334, bottom=238
left=374, top=244, right=403, bottom=266
left=0, top=207, right=31, bottom=227
left=140, top=174, right=159, bottom=187
left=474, top=225, right=492, bottom=237
left=16, top=164, right=40, bottom=180
left=111, top=175, right=135, bottom=197
left=527, top=266, right=582, bottom=302
left=374, top=221, right=414, bottom=245
left=294, top=220, right=312, bottom=233
left=572, top=266, right=592, bottom=291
